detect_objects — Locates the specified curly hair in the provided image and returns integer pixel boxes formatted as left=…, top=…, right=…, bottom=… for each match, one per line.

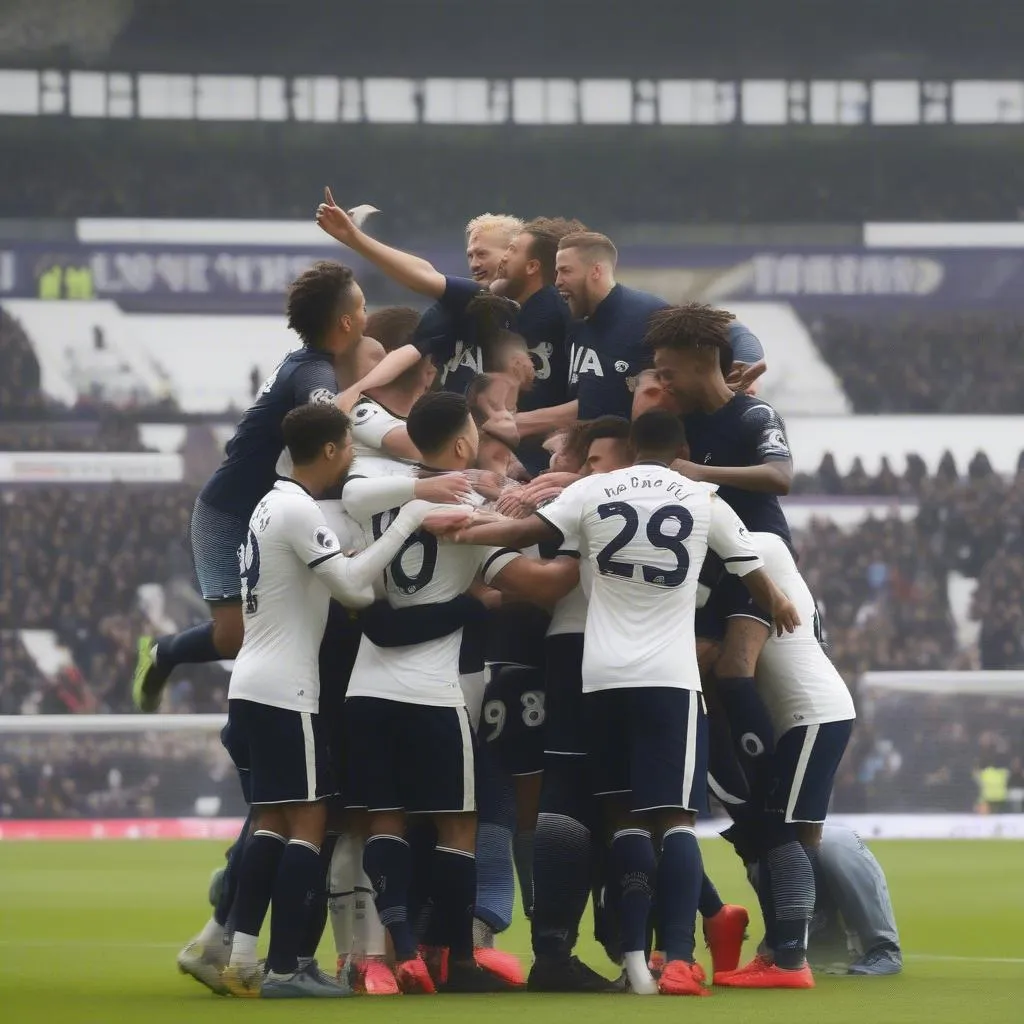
left=286, top=261, right=358, bottom=348
left=644, top=303, right=735, bottom=373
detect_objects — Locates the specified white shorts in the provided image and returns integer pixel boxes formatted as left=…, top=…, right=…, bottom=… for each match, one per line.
left=753, top=533, right=856, bottom=738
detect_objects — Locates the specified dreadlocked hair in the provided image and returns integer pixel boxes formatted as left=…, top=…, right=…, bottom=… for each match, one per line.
left=644, top=303, right=736, bottom=373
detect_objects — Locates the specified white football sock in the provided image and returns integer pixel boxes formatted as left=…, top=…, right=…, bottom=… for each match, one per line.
left=229, top=931, right=259, bottom=968
left=354, top=867, right=386, bottom=957
left=329, top=833, right=359, bottom=960
left=624, top=951, right=658, bottom=995
left=197, top=916, right=225, bottom=949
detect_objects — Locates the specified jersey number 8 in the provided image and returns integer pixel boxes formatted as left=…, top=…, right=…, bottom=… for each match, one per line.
left=595, top=501, right=694, bottom=588
left=483, top=690, right=546, bottom=742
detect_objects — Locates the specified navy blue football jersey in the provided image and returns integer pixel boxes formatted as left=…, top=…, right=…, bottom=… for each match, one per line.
left=412, top=275, right=492, bottom=394
left=568, top=284, right=669, bottom=420
left=200, top=348, right=338, bottom=518
left=683, top=393, right=794, bottom=547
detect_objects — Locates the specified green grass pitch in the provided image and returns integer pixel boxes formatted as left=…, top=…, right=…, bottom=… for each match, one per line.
left=1, top=838, right=1022, bottom=1022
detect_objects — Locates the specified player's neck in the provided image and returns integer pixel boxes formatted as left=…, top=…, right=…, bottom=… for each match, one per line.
left=633, top=452, right=672, bottom=468
left=287, top=467, right=327, bottom=498
left=365, top=384, right=417, bottom=417
left=689, top=376, right=735, bottom=413
left=517, top=276, right=544, bottom=304
left=419, top=452, right=468, bottom=473
left=588, top=277, right=615, bottom=313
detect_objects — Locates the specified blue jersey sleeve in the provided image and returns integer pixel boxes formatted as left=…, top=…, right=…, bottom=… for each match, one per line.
left=292, top=358, right=339, bottom=406
left=740, top=401, right=792, bottom=463
left=729, top=322, right=765, bottom=364
left=438, top=275, right=484, bottom=317
left=412, top=302, right=456, bottom=359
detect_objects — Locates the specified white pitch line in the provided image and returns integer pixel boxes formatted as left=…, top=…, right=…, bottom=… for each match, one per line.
left=907, top=954, right=1024, bottom=965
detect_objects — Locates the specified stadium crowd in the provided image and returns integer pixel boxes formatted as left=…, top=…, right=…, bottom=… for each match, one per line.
left=808, top=312, right=1024, bottom=414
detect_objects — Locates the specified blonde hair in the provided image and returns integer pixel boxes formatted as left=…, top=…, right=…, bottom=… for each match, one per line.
left=465, top=213, right=524, bottom=246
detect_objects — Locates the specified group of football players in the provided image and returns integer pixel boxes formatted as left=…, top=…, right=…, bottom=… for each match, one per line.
left=134, top=192, right=902, bottom=999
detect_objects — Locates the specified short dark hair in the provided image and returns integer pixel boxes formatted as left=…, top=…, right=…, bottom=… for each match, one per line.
left=286, top=261, right=359, bottom=348
left=521, top=217, right=588, bottom=284
left=645, top=303, right=735, bottom=374
left=365, top=306, right=421, bottom=353
left=406, top=391, right=471, bottom=456
left=584, top=415, right=632, bottom=448
left=630, top=410, right=687, bottom=456
left=556, top=230, right=618, bottom=267
left=282, top=403, right=351, bottom=465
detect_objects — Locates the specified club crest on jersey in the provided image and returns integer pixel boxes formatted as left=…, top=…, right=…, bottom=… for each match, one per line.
left=614, top=360, right=629, bottom=374
left=314, top=527, right=339, bottom=550
left=353, top=403, right=376, bottom=421
left=309, top=388, right=336, bottom=406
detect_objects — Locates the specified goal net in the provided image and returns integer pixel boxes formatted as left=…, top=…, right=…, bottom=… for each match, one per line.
left=847, top=671, right=1024, bottom=815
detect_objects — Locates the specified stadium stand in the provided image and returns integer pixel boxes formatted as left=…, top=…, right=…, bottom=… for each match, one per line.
left=807, top=312, right=1024, bottom=413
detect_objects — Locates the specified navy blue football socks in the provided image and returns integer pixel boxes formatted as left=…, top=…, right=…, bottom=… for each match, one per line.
left=657, top=826, right=703, bottom=963
left=610, top=829, right=656, bottom=955
left=432, top=846, right=478, bottom=960
left=156, top=621, right=220, bottom=669
left=267, top=839, right=322, bottom=975
left=363, top=834, right=417, bottom=961
left=232, top=829, right=286, bottom=941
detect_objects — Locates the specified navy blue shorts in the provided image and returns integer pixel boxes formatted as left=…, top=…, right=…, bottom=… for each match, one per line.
left=344, top=697, right=475, bottom=814
left=223, top=699, right=335, bottom=805
left=318, top=600, right=364, bottom=791
left=695, top=573, right=771, bottom=642
left=543, top=633, right=586, bottom=757
left=763, top=719, right=853, bottom=824
left=481, top=664, right=547, bottom=776
left=584, top=686, right=709, bottom=814
left=191, top=497, right=249, bottom=603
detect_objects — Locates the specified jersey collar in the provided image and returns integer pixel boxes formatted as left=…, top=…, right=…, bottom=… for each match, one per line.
left=587, top=283, right=623, bottom=325
left=634, top=459, right=670, bottom=469
left=276, top=477, right=315, bottom=498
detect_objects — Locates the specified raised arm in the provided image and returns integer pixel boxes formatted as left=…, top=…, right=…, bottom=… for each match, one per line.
left=316, top=187, right=446, bottom=299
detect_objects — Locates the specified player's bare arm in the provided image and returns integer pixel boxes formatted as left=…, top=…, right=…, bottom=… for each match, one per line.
left=674, top=457, right=793, bottom=495
left=316, top=187, right=446, bottom=299
left=514, top=399, right=580, bottom=439
left=335, top=346, right=424, bottom=412
left=488, top=555, right=580, bottom=609
left=737, top=568, right=800, bottom=636
left=424, top=510, right=558, bottom=549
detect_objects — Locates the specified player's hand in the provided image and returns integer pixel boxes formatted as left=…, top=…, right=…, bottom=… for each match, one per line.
left=771, top=596, right=801, bottom=636
left=495, top=489, right=532, bottom=518
left=727, top=359, right=767, bottom=394
left=672, top=459, right=707, bottom=482
left=518, top=471, right=579, bottom=505
left=316, top=187, right=359, bottom=244
left=421, top=506, right=475, bottom=537
left=414, top=472, right=473, bottom=504
left=463, top=468, right=507, bottom=500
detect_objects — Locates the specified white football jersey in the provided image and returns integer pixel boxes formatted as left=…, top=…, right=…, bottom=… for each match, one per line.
left=350, top=395, right=409, bottom=462
left=547, top=556, right=592, bottom=637
left=227, top=478, right=365, bottom=713
left=753, top=531, right=856, bottom=735
left=345, top=488, right=519, bottom=707
left=537, top=463, right=763, bottom=693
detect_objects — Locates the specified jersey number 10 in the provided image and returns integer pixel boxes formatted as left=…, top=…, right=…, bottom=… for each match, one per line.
left=595, top=501, right=694, bottom=588
left=372, top=509, right=439, bottom=595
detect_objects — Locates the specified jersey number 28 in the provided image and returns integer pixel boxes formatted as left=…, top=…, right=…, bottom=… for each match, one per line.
left=595, top=501, right=694, bottom=588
